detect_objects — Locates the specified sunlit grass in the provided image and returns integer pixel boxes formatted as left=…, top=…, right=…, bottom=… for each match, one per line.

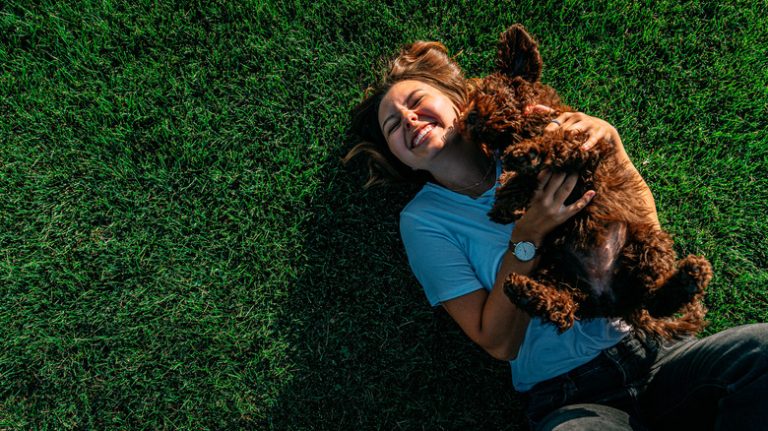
left=1, top=0, right=766, bottom=429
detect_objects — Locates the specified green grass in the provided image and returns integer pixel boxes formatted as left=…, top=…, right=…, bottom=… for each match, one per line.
left=1, top=0, right=766, bottom=429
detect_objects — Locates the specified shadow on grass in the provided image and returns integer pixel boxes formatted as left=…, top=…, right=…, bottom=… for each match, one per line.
left=264, top=148, right=526, bottom=430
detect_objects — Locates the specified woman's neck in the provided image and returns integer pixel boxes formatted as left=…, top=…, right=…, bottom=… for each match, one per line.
left=429, top=139, right=494, bottom=197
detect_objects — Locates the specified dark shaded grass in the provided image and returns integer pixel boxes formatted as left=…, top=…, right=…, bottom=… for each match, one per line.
left=0, top=0, right=766, bottom=429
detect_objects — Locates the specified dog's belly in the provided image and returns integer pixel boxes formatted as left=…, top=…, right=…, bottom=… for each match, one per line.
left=568, top=222, right=627, bottom=302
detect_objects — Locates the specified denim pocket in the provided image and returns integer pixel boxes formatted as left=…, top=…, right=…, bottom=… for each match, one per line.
left=605, top=333, right=660, bottom=385
left=525, top=332, right=660, bottom=424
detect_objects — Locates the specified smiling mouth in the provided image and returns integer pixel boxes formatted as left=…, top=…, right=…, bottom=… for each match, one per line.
left=412, top=124, right=436, bottom=149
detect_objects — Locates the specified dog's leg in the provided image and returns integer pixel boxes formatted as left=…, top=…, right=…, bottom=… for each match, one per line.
left=619, top=227, right=710, bottom=338
left=623, top=227, right=710, bottom=316
left=550, top=131, right=613, bottom=173
left=645, top=255, right=712, bottom=317
left=504, top=273, right=584, bottom=333
left=621, top=226, right=676, bottom=290
left=489, top=171, right=538, bottom=223
left=490, top=135, right=545, bottom=223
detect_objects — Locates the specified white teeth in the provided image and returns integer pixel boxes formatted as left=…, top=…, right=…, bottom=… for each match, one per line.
left=413, top=124, right=435, bottom=148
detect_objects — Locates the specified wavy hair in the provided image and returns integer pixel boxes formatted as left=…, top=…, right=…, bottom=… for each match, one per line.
left=344, top=41, right=468, bottom=187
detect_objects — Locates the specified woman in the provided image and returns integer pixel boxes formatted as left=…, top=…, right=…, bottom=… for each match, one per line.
left=345, top=40, right=767, bottom=430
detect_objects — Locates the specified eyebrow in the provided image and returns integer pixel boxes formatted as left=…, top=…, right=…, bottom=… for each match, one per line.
left=382, top=89, right=420, bottom=135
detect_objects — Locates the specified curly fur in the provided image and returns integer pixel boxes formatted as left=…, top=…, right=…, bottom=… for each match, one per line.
left=456, top=24, right=712, bottom=339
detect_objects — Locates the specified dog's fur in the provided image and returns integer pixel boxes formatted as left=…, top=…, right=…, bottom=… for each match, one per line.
left=456, top=24, right=712, bottom=339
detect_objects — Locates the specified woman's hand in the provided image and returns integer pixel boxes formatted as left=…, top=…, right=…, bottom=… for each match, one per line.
left=529, top=104, right=623, bottom=152
left=513, top=170, right=595, bottom=243
left=519, top=105, right=659, bottom=232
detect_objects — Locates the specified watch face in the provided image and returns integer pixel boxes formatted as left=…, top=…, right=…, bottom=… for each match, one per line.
left=515, top=242, right=536, bottom=261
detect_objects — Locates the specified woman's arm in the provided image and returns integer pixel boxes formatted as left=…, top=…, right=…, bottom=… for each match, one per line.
left=443, top=170, right=595, bottom=361
left=542, top=108, right=661, bottom=229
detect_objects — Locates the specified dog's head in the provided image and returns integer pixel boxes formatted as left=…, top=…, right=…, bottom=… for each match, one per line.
left=458, top=75, right=530, bottom=153
left=457, top=24, right=558, bottom=154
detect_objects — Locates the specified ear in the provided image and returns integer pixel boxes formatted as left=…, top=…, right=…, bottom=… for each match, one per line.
left=496, top=24, right=543, bottom=83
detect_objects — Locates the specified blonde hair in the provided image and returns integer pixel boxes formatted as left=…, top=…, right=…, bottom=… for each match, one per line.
left=344, top=41, right=468, bottom=187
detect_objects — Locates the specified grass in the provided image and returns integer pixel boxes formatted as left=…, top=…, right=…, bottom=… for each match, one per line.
left=1, top=0, right=766, bottom=429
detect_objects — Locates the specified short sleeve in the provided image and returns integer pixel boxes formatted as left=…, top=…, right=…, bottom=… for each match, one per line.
left=400, top=211, right=486, bottom=307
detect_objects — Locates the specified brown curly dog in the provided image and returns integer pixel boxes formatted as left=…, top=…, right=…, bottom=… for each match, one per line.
left=456, top=24, right=712, bottom=339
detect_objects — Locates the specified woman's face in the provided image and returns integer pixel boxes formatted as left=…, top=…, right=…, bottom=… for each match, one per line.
left=378, top=80, right=459, bottom=171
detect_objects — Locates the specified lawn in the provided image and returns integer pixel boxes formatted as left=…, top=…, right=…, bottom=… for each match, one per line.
left=1, top=0, right=766, bottom=429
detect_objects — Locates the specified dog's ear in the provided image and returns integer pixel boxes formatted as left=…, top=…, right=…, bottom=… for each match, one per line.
left=496, top=24, right=543, bottom=83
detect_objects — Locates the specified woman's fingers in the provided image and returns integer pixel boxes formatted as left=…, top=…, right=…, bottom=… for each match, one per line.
left=566, top=190, right=596, bottom=216
left=581, top=130, right=606, bottom=151
left=525, top=104, right=554, bottom=116
left=539, top=111, right=614, bottom=151
left=553, top=173, right=579, bottom=204
left=559, top=113, right=585, bottom=130
left=531, top=104, right=555, bottom=114
left=543, top=171, right=567, bottom=199
left=535, top=169, right=552, bottom=192
left=541, top=172, right=595, bottom=224
left=544, top=112, right=572, bottom=132
left=546, top=112, right=606, bottom=136
left=525, top=170, right=595, bottom=236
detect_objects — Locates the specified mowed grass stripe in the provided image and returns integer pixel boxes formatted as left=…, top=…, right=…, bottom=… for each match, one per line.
left=0, top=0, right=766, bottom=429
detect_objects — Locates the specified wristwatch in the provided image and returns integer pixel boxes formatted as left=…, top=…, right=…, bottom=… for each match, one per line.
left=509, top=240, right=538, bottom=262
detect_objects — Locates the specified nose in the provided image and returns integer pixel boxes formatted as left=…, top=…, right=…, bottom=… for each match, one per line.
left=401, top=108, right=418, bottom=130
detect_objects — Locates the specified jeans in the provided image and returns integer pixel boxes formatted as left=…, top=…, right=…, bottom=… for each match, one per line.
left=524, top=323, right=768, bottom=431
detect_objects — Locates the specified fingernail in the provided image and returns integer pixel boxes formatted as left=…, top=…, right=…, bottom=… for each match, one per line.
left=588, top=191, right=596, bottom=199
left=581, top=144, right=591, bottom=150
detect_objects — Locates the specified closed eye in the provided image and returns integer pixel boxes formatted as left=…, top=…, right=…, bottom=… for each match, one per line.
left=388, top=119, right=401, bottom=136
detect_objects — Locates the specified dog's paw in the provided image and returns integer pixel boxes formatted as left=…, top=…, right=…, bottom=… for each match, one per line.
left=646, top=256, right=712, bottom=318
left=504, top=281, right=538, bottom=312
left=676, top=255, right=713, bottom=294
left=547, top=304, right=577, bottom=333
left=504, top=276, right=578, bottom=332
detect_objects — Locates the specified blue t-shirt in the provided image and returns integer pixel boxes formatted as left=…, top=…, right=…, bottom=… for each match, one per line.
left=399, top=163, right=629, bottom=392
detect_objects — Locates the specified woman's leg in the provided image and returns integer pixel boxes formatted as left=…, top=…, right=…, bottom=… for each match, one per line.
left=535, top=403, right=649, bottom=431
left=525, top=332, right=659, bottom=430
left=640, top=323, right=768, bottom=430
